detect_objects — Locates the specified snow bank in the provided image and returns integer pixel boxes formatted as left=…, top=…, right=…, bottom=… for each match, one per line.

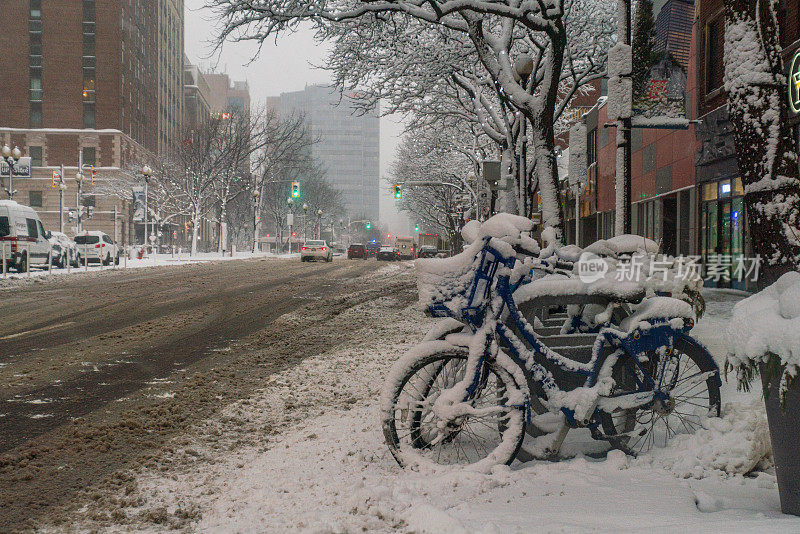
left=641, top=399, right=772, bottom=479
left=727, top=271, right=800, bottom=373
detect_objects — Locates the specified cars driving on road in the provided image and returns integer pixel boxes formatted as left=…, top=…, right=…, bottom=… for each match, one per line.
left=377, top=246, right=400, bottom=261
left=301, top=240, right=333, bottom=262
left=417, top=245, right=438, bottom=258
left=74, top=231, right=120, bottom=266
left=347, top=243, right=368, bottom=259
left=0, top=200, right=54, bottom=272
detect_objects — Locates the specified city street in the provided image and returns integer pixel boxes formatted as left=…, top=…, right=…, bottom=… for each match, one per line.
left=0, top=257, right=415, bottom=531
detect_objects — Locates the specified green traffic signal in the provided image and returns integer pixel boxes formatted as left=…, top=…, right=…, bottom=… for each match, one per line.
left=291, top=181, right=300, bottom=198
left=365, top=221, right=371, bottom=230
left=394, top=184, right=402, bottom=199
left=414, top=224, right=419, bottom=232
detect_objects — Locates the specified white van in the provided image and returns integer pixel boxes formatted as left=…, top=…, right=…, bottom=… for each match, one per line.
left=0, top=200, right=54, bottom=272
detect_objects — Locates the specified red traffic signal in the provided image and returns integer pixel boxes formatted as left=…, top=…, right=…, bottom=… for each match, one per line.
left=90, top=166, right=97, bottom=184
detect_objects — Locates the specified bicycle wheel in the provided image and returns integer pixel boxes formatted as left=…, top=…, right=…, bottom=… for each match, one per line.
left=381, top=343, right=526, bottom=470
left=599, top=336, right=721, bottom=455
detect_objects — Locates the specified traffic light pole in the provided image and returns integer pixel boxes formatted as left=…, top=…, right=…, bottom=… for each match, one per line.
left=59, top=164, right=65, bottom=233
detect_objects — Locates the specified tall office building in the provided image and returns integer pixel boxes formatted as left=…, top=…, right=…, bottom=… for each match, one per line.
left=157, top=0, right=185, bottom=155
left=204, top=73, right=251, bottom=116
left=654, top=0, right=695, bottom=70
left=277, top=85, right=380, bottom=223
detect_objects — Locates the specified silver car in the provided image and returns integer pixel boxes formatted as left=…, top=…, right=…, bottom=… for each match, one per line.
left=300, top=240, right=332, bottom=262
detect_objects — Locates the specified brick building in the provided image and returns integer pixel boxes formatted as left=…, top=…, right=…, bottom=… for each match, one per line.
left=0, top=0, right=188, bottom=246
left=561, top=0, right=800, bottom=289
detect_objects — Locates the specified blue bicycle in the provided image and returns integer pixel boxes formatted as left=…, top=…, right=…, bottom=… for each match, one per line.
left=381, top=235, right=721, bottom=469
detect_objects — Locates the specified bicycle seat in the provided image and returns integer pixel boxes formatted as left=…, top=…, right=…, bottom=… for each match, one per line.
left=513, top=274, right=646, bottom=307
left=618, top=296, right=694, bottom=333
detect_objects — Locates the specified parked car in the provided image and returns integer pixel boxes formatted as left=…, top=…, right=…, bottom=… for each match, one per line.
left=0, top=200, right=54, bottom=272
left=377, top=246, right=400, bottom=261
left=49, top=231, right=79, bottom=268
left=300, top=240, right=333, bottom=262
left=417, top=245, right=439, bottom=259
left=347, top=243, right=368, bottom=259
left=73, top=231, right=120, bottom=265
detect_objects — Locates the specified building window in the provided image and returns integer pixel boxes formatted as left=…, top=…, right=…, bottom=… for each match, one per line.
left=29, top=146, right=43, bottom=167
left=81, top=146, right=96, bottom=166
left=30, top=102, right=42, bottom=127
left=83, top=103, right=96, bottom=128
left=706, top=13, right=725, bottom=95
left=29, top=191, right=43, bottom=208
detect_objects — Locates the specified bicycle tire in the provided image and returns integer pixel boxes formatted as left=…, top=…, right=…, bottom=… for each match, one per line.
left=381, top=343, right=526, bottom=470
left=597, top=335, right=721, bottom=455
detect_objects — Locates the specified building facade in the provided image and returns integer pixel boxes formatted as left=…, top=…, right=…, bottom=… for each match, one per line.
left=561, top=0, right=800, bottom=290
left=0, top=0, right=191, bottom=247
left=276, top=85, right=380, bottom=224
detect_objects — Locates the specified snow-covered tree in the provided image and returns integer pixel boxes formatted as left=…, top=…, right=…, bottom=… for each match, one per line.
left=207, top=0, right=614, bottom=244
left=631, top=0, right=654, bottom=99
left=724, top=0, right=800, bottom=286
left=391, top=125, right=481, bottom=251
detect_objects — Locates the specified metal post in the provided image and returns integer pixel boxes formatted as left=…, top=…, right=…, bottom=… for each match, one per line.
left=144, top=178, right=148, bottom=250
left=616, top=0, right=633, bottom=235
left=67, top=247, right=71, bottom=274
left=26, top=243, right=30, bottom=277
left=59, top=164, right=65, bottom=233
left=84, top=243, right=88, bottom=271
left=48, top=248, right=52, bottom=274
left=2, top=243, right=6, bottom=278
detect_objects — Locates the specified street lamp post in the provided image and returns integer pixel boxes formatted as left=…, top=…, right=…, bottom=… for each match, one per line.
left=1, top=145, right=23, bottom=200
left=286, top=197, right=294, bottom=253
left=251, top=189, right=260, bottom=253
left=142, top=165, right=153, bottom=248
left=316, top=209, right=323, bottom=239
left=75, top=170, right=84, bottom=233
left=302, top=203, right=309, bottom=240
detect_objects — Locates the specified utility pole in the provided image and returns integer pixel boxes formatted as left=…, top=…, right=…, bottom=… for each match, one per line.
left=617, top=0, right=632, bottom=235
left=59, top=164, right=65, bottom=233
left=76, top=150, right=83, bottom=233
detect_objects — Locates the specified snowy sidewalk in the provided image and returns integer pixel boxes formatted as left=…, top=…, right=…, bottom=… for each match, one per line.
left=0, top=251, right=299, bottom=284
left=57, top=284, right=800, bottom=532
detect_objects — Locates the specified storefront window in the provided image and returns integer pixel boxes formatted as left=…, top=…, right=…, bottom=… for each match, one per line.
left=703, top=182, right=717, bottom=201
left=700, top=177, right=746, bottom=287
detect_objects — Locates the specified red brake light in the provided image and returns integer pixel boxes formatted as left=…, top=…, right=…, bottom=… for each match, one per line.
left=95, top=244, right=102, bottom=248
left=301, top=246, right=307, bottom=250
left=321, top=247, right=326, bottom=251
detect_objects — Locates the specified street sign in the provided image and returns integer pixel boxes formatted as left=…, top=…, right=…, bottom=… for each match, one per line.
left=481, top=161, right=508, bottom=191
left=0, top=157, right=32, bottom=178
left=286, top=213, right=294, bottom=226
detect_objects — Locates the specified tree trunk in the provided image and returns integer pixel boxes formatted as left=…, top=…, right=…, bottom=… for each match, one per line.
left=724, top=0, right=800, bottom=288
left=191, top=215, right=200, bottom=256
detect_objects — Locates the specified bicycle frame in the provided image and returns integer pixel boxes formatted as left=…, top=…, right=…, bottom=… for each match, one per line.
left=429, top=240, right=709, bottom=430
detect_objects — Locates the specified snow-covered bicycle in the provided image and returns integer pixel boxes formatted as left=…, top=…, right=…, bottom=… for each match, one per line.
left=381, top=226, right=721, bottom=470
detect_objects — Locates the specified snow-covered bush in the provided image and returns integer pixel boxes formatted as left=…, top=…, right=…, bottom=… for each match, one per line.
left=726, top=271, right=800, bottom=405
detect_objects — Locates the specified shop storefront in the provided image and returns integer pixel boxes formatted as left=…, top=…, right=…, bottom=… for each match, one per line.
left=699, top=177, right=746, bottom=288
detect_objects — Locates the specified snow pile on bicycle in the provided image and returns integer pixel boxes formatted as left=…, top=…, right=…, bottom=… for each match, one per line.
left=381, top=214, right=723, bottom=471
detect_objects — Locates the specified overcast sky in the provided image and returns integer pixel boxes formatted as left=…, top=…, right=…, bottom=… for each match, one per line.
left=184, top=0, right=409, bottom=234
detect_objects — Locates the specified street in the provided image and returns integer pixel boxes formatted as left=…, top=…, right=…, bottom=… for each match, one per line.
left=0, top=257, right=415, bottom=531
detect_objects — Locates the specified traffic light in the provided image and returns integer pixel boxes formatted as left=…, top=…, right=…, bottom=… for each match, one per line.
left=86, top=206, right=94, bottom=220
left=52, top=170, right=61, bottom=188
left=414, top=224, right=419, bottom=232
left=90, top=166, right=97, bottom=184
left=394, top=184, right=403, bottom=199
left=365, top=221, right=371, bottom=230
left=291, top=181, right=300, bottom=198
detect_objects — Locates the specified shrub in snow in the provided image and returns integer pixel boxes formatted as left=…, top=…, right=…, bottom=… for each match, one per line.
left=726, top=271, right=800, bottom=404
